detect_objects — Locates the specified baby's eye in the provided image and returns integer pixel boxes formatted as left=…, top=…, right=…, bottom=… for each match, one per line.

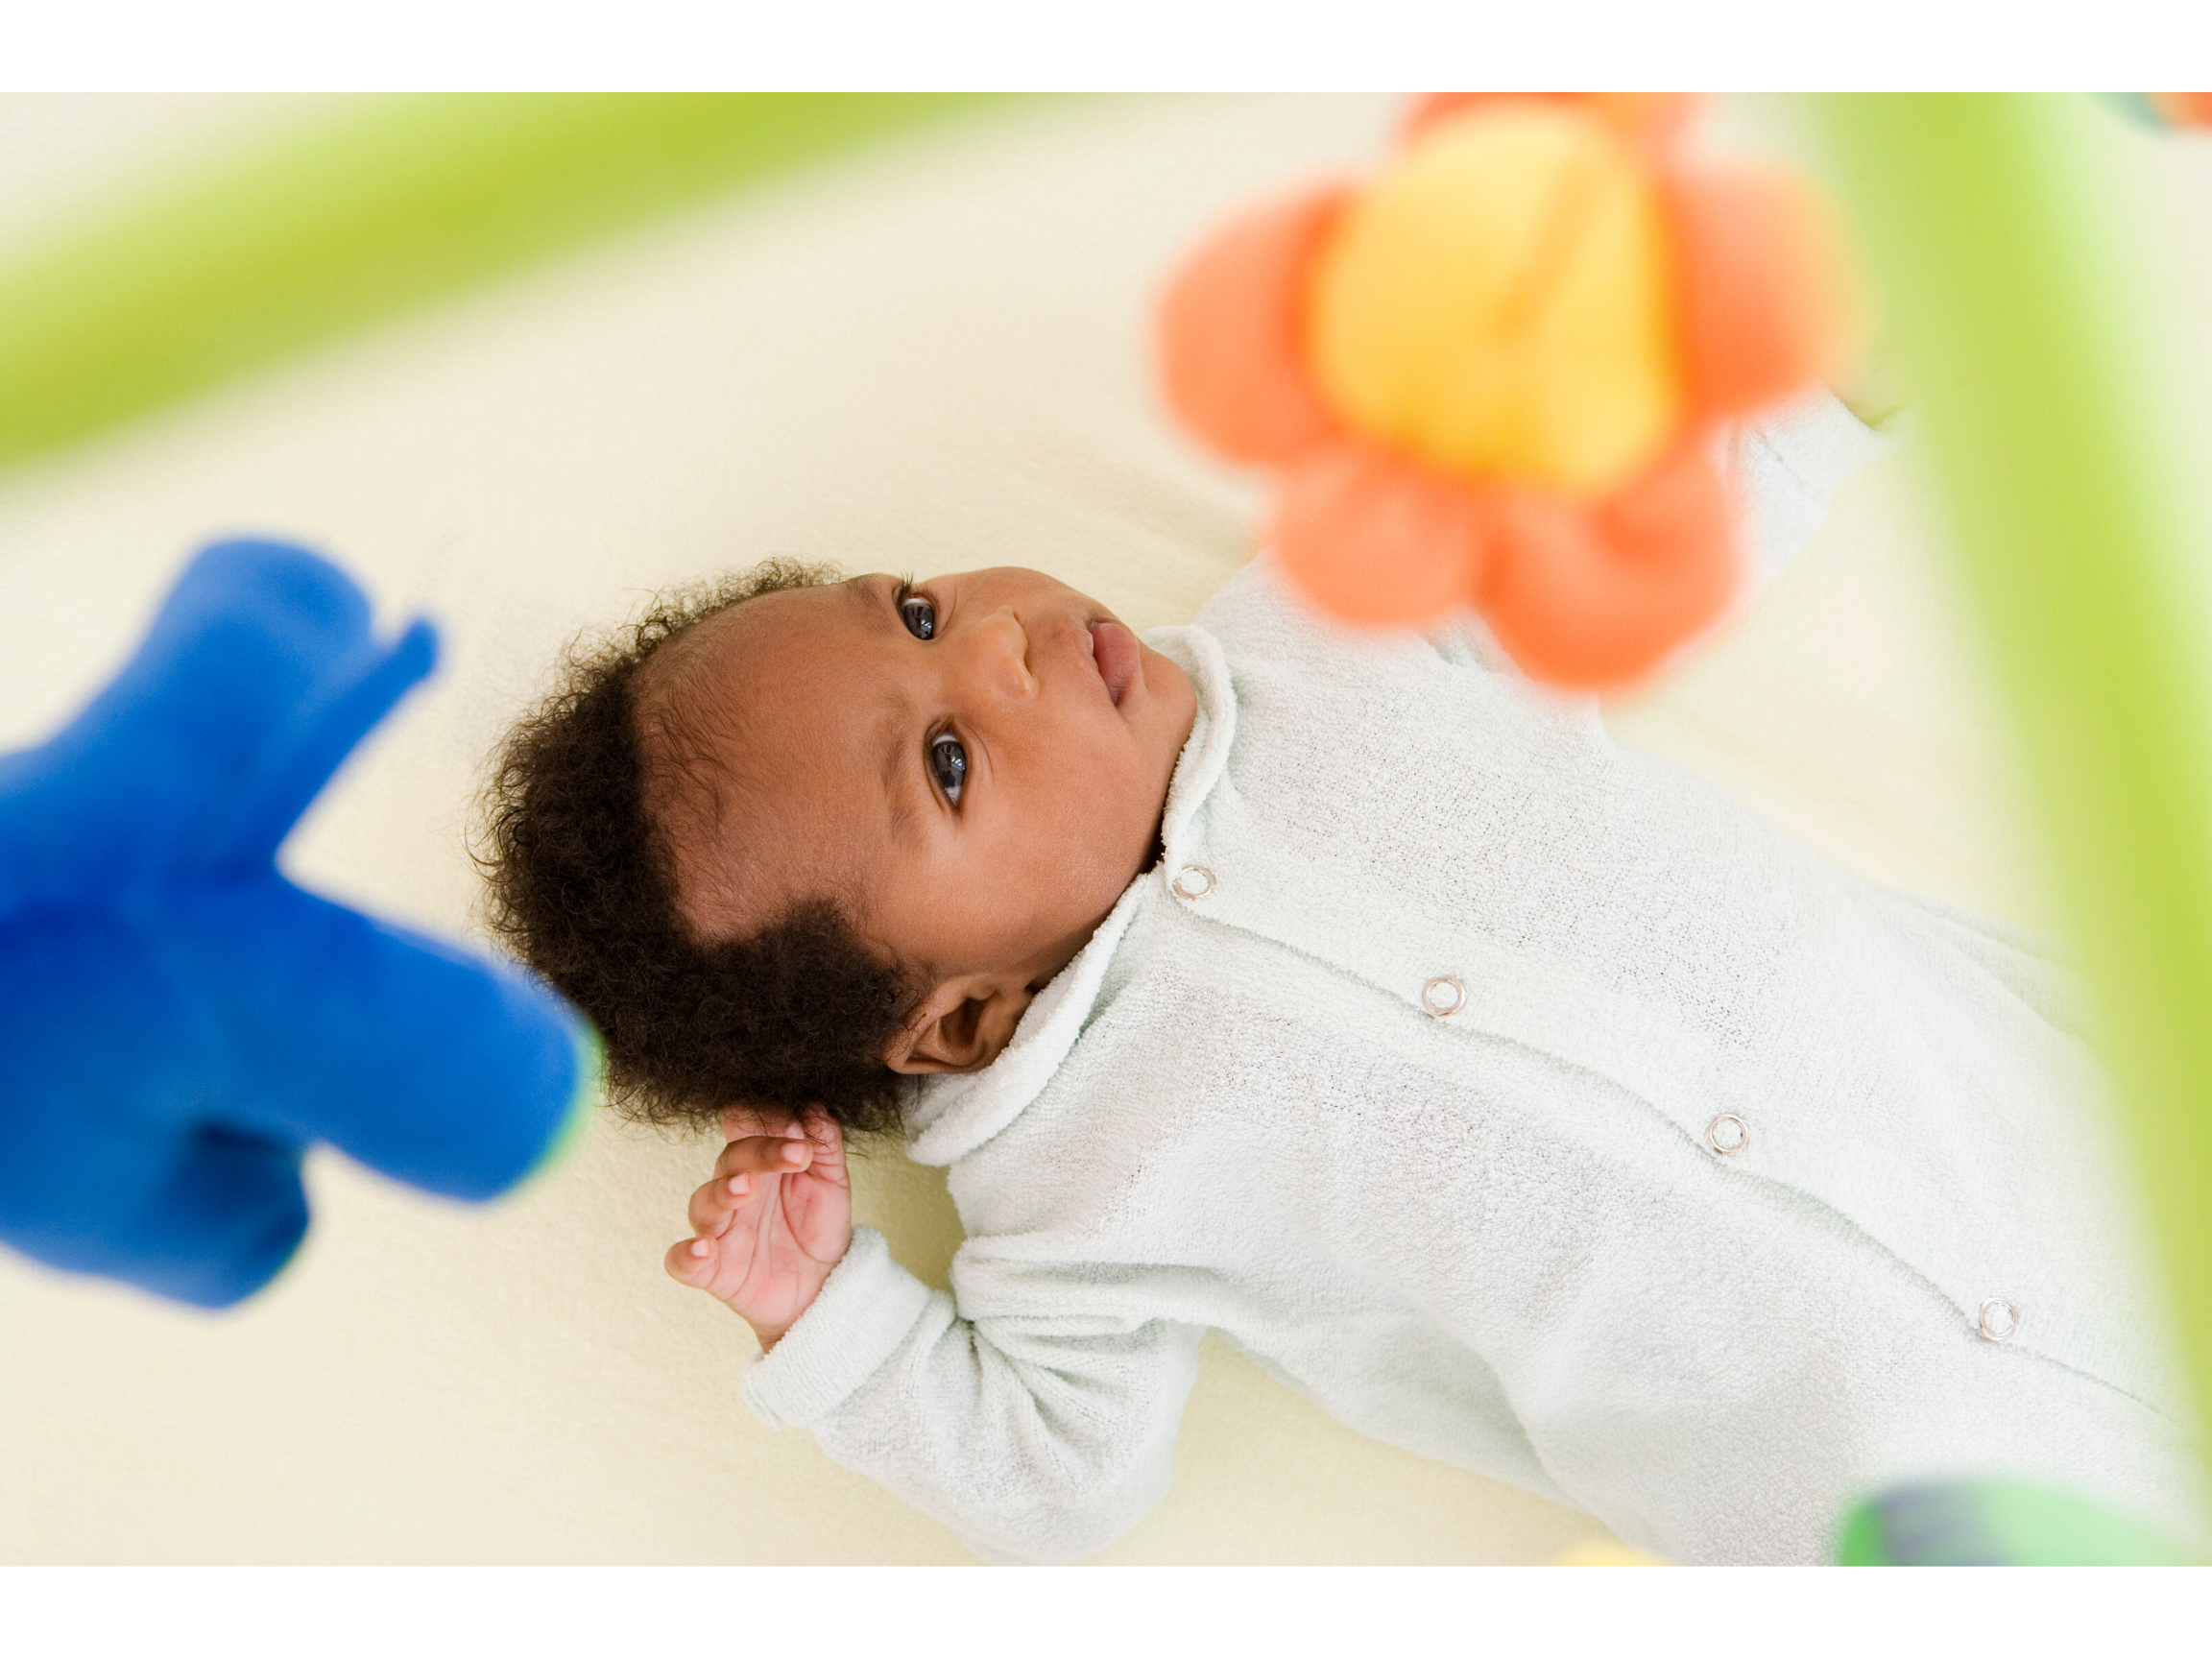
left=899, top=590, right=936, bottom=640
left=929, top=732, right=968, bottom=805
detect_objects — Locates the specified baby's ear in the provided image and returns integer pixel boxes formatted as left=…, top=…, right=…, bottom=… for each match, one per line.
left=882, top=976, right=1033, bottom=1074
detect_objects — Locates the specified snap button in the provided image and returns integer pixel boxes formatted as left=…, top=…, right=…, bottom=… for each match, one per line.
left=1977, top=1298, right=2021, bottom=1343
left=1170, top=864, right=1215, bottom=901
left=1705, top=1114, right=1749, bottom=1156
left=1420, top=975, right=1466, bottom=1018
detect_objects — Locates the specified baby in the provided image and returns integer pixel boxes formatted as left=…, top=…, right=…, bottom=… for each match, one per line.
left=482, top=417, right=2203, bottom=1564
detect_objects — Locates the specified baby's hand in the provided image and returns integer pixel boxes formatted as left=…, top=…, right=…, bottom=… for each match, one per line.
left=664, top=1107, right=852, bottom=1351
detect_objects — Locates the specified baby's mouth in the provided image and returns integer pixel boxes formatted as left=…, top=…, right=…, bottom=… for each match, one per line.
left=1087, top=621, right=1140, bottom=707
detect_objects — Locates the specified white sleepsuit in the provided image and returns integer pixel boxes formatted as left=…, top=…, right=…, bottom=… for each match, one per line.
left=740, top=408, right=2206, bottom=1564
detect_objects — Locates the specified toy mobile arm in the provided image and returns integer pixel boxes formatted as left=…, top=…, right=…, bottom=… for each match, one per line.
left=0, top=540, right=596, bottom=1308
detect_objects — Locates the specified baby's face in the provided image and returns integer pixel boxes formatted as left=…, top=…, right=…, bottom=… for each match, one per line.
left=661, top=566, right=1196, bottom=1052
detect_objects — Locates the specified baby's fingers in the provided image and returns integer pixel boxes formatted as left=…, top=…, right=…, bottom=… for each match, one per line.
left=686, top=1170, right=751, bottom=1238
left=721, top=1103, right=813, bottom=1141
left=714, top=1133, right=814, bottom=1183
left=686, top=1136, right=814, bottom=1235
left=664, top=1232, right=721, bottom=1287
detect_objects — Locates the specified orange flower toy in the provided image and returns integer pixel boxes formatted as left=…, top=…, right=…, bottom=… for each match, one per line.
left=1158, top=93, right=1860, bottom=688
left=2146, top=93, right=2212, bottom=128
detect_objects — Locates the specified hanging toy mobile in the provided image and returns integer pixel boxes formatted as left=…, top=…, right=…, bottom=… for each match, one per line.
left=2127, top=92, right=2212, bottom=130
left=1159, top=92, right=1861, bottom=688
left=0, top=541, right=597, bottom=1309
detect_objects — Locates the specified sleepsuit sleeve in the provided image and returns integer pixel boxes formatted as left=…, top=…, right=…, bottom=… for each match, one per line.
left=740, top=1226, right=1206, bottom=1563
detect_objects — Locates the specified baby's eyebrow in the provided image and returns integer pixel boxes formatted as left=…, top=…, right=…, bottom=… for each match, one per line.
left=845, top=575, right=889, bottom=626
left=849, top=575, right=927, bottom=845
left=878, top=698, right=924, bottom=848
left=869, top=622, right=926, bottom=848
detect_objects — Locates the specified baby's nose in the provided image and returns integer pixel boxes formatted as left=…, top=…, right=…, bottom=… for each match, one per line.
left=963, top=608, right=1035, bottom=701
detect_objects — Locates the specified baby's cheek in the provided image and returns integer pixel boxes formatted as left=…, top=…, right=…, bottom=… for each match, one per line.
left=1034, top=776, right=1149, bottom=902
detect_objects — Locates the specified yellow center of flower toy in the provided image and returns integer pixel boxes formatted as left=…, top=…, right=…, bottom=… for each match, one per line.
left=1305, top=103, right=1685, bottom=497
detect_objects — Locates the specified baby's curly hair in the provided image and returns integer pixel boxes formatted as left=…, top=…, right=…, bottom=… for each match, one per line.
left=477, top=560, right=913, bottom=1138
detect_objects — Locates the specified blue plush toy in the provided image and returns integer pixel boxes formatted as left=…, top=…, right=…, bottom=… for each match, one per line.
left=0, top=539, right=597, bottom=1309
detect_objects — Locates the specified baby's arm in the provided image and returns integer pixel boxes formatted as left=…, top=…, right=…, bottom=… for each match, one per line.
left=668, top=1115, right=1203, bottom=1563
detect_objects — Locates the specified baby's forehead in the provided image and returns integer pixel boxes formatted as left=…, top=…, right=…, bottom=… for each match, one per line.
left=640, top=586, right=888, bottom=935
left=653, top=575, right=860, bottom=684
